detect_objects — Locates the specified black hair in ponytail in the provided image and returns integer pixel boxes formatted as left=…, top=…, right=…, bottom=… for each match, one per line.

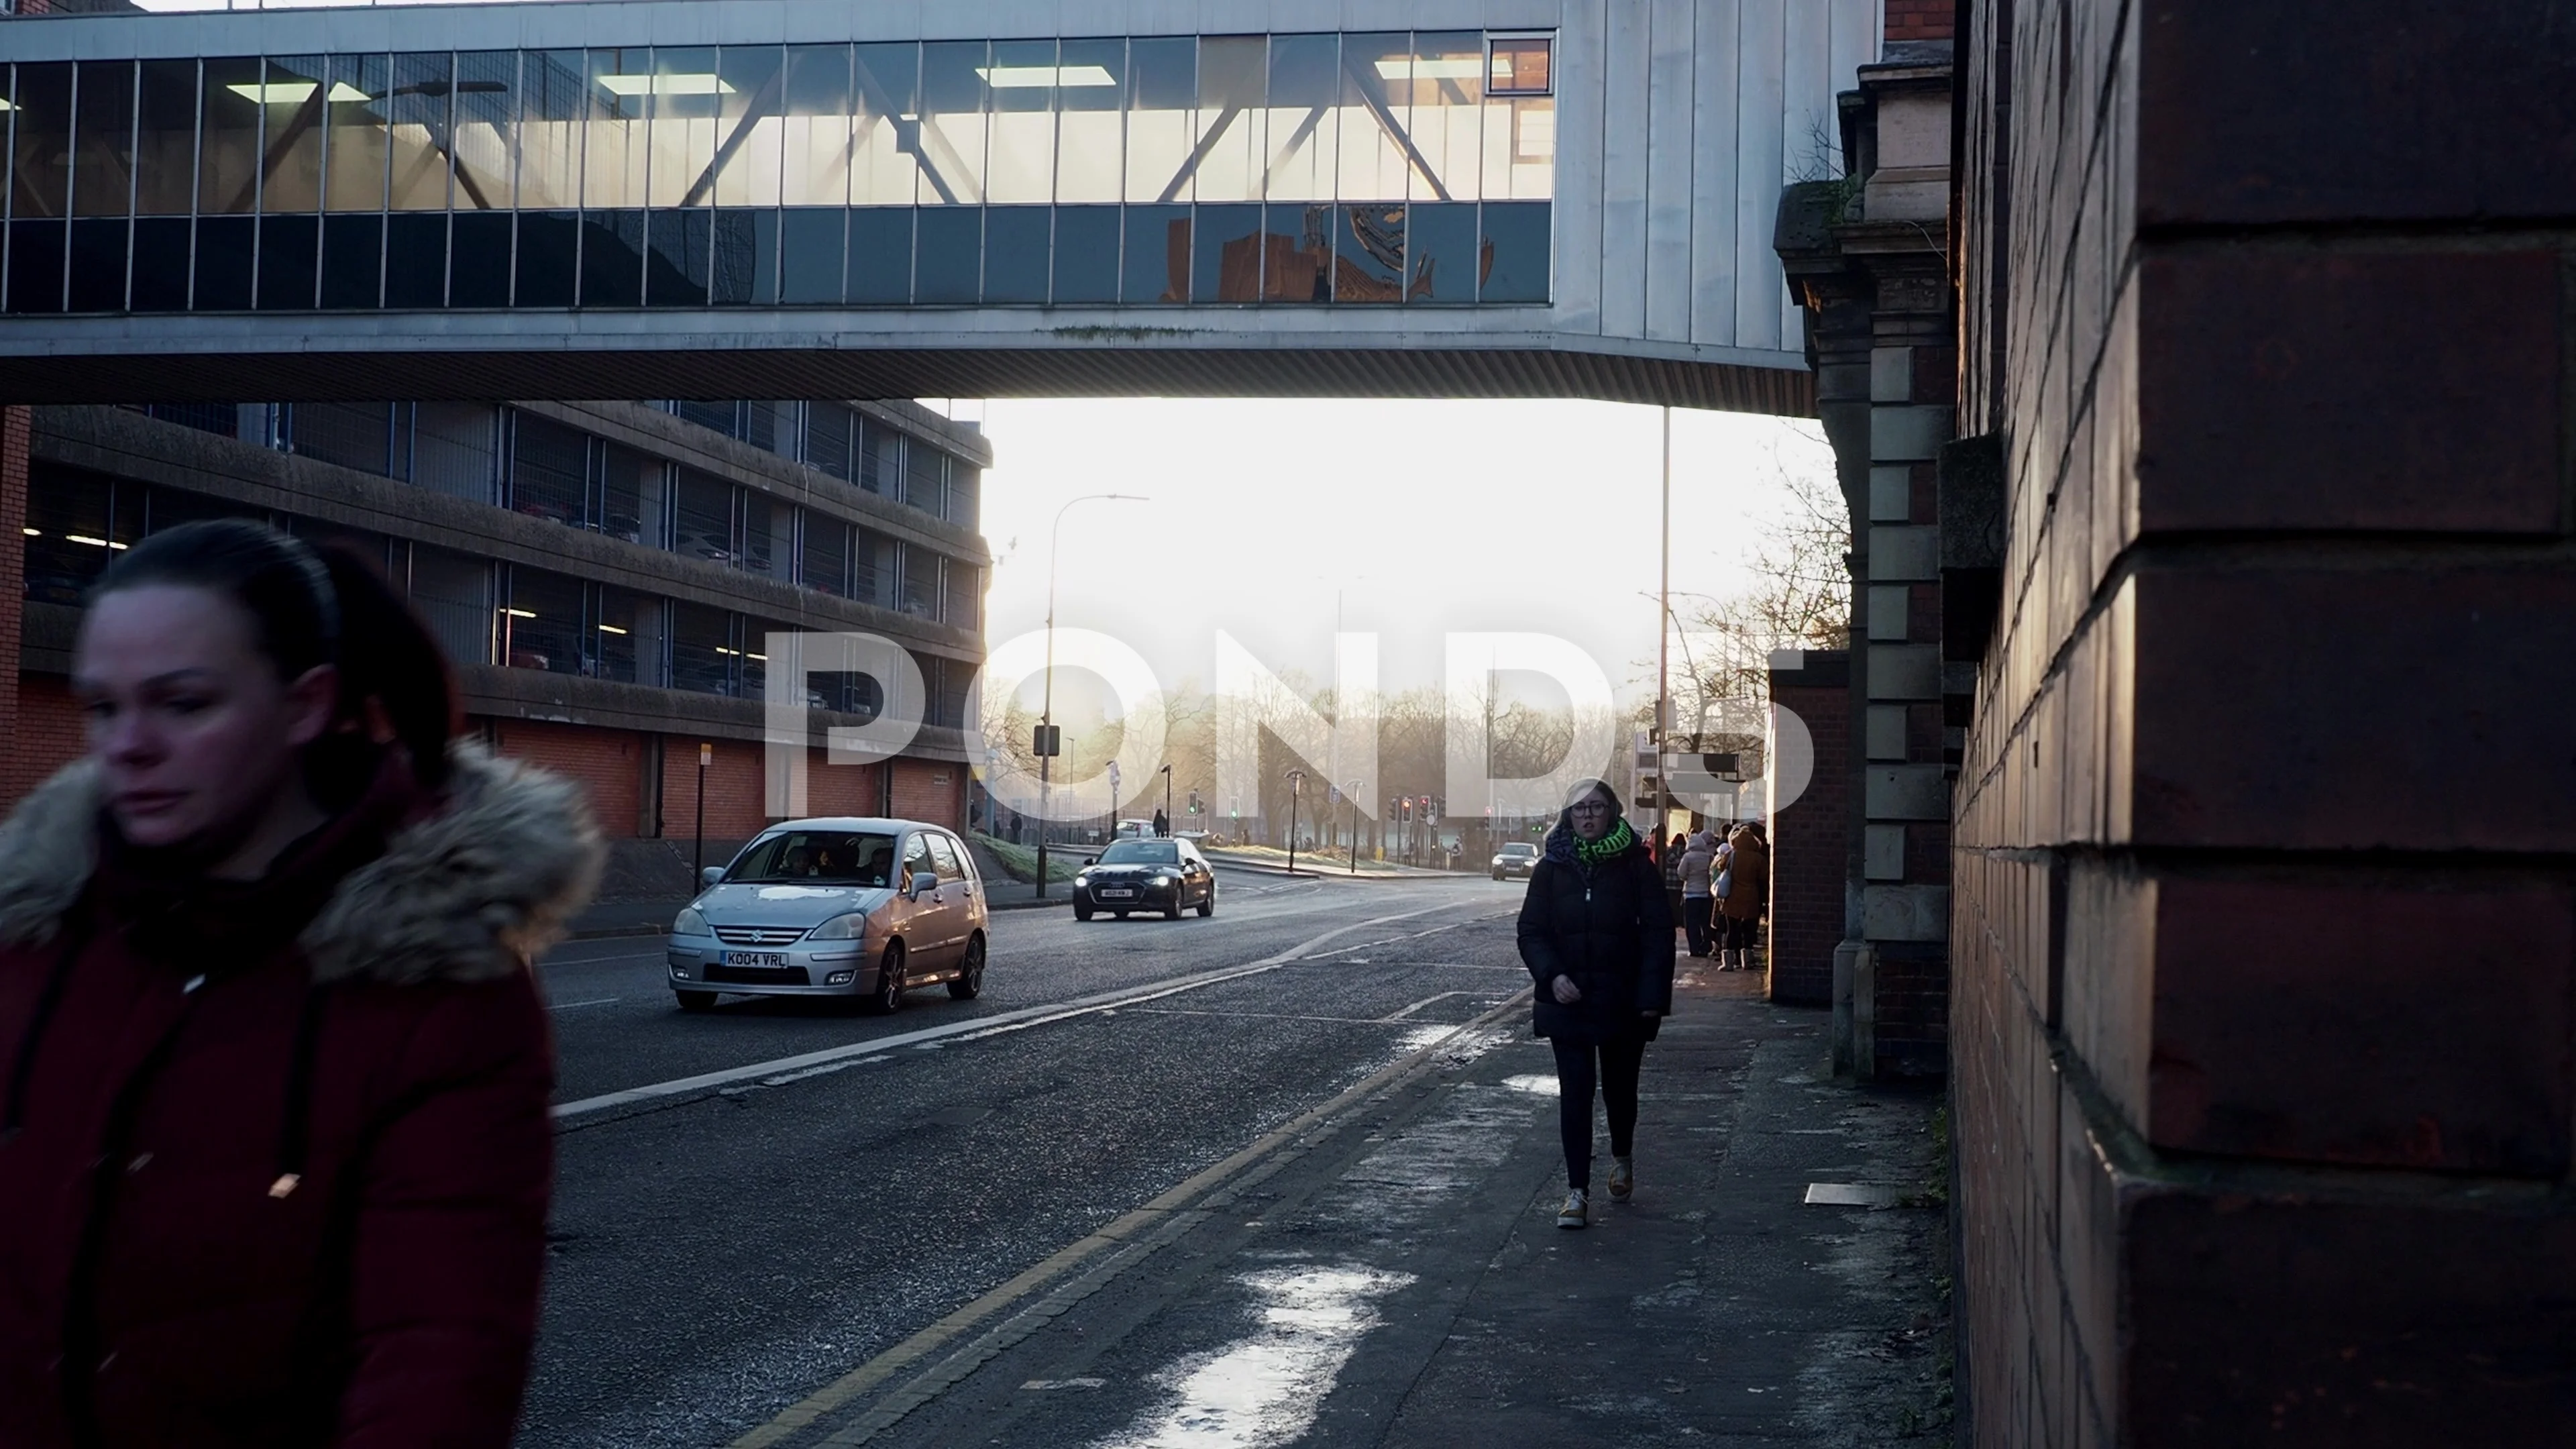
left=91, top=519, right=458, bottom=791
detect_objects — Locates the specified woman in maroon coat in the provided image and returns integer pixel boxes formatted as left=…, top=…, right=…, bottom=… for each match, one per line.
left=0, top=521, right=601, bottom=1448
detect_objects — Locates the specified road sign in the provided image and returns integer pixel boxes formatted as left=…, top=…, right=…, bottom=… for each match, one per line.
left=1032, top=724, right=1061, bottom=757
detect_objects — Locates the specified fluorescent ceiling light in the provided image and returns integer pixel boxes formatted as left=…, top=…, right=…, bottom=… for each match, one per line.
left=596, top=74, right=735, bottom=97
left=977, top=64, right=1118, bottom=89
left=227, top=81, right=374, bottom=105
left=0, top=100, right=13, bottom=113
left=68, top=535, right=110, bottom=548
left=19, top=528, right=36, bottom=537
left=1379, top=58, right=1485, bottom=80
left=502, top=607, right=539, bottom=619
left=596, top=625, right=629, bottom=635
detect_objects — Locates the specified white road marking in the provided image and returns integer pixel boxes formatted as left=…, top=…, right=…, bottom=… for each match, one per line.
left=545, top=997, right=623, bottom=1012
left=553, top=904, right=1469, bottom=1122
left=1377, top=991, right=1467, bottom=1022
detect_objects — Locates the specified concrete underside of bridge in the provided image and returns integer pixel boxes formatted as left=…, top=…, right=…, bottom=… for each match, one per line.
left=0, top=335, right=1811, bottom=411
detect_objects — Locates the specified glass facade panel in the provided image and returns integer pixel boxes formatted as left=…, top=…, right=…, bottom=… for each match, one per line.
left=256, top=213, right=319, bottom=309
left=645, top=207, right=710, bottom=305
left=903, top=443, right=946, bottom=517
left=916, top=41, right=989, bottom=205
left=67, top=219, right=127, bottom=312
left=1193, top=202, right=1262, bottom=304
left=708, top=46, right=785, bottom=209
left=800, top=513, right=849, bottom=596
left=131, top=217, right=189, bottom=310
left=943, top=562, right=980, bottom=633
left=517, top=52, right=584, bottom=210
left=1124, top=37, right=1193, bottom=204
left=198, top=58, right=261, bottom=213
left=859, top=420, right=899, bottom=495
left=802, top=402, right=853, bottom=480
left=777, top=205, right=842, bottom=302
left=1123, top=203, right=1187, bottom=303
left=452, top=52, right=515, bottom=209
left=983, top=204, right=1047, bottom=303
left=409, top=543, right=492, bottom=667
left=598, top=438, right=662, bottom=545
left=916, top=204, right=977, bottom=292
left=1055, top=38, right=1125, bottom=204
left=1406, top=200, right=1476, bottom=303
left=259, top=56, right=327, bottom=213
left=386, top=52, right=453, bottom=211
left=672, top=468, right=734, bottom=566
left=135, top=60, right=199, bottom=216
left=584, top=50, right=648, bottom=210
left=21, top=468, right=138, bottom=608
left=383, top=211, right=443, bottom=307
left=413, top=401, right=498, bottom=503
left=293, top=400, right=396, bottom=473
left=1409, top=32, right=1483, bottom=201
left=321, top=213, right=383, bottom=308
left=643, top=46, right=718, bottom=209
left=12, top=64, right=74, bottom=219
left=849, top=42, right=920, bottom=206
left=72, top=61, right=135, bottom=218
left=739, top=491, right=786, bottom=579
left=851, top=527, right=894, bottom=609
left=710, top=208, right=774, bottom=304
left=846, top=205, right=910, bottom=303
left=1338, top=35, right=1414, bottom=203
left=1479, top=199, right=1550, bottom=302
left=446, top=211, right=508, bottom=305
left=192, top=215, right=253, bottom=308
left=594, top=585, right=659, bottom=685
left=1333, top=203, right=1403, bottom=303
left=323, top=54, right=390, bottom=213
left=1263, top=35, right=1340, bottom=203
left=984, top=38, right=1056, bottom=205
left=896, top=542, right=937, bottom=619
left=1191, top=37, right=1266, bottom=205
left=580, top=209, right=644, bottom=306
left=948, top=465, right=980, bottom=530
left=782, top=44, right=853, bottom=207
left=669, top=600, right=735, bottom=696
left=510, top=412, right=590, bottom=525
left=1053, top=204, right=1118, bottom=303
left=1262, top=203, right=1330, bottom=303
left=515, top=209, right=577, bottom=305
left=502, top=565, right=584, bottom=674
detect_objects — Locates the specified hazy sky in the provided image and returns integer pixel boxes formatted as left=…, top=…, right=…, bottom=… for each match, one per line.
left=970, top=397, right=1834, bottom=724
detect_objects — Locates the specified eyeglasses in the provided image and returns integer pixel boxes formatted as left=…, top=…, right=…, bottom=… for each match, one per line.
left=1568, top=800, right=1613, bottom=814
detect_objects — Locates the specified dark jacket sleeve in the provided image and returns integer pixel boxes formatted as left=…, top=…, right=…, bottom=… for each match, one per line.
left=333, top=974, right=555, bottom=1449
left=1517, top=863, right=1567, bottom=990
left=1634, top=855, right=1676, bottom=1015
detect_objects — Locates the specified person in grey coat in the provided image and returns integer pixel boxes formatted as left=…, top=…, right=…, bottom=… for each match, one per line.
left=1516, top=779, right=1676, bottom=1229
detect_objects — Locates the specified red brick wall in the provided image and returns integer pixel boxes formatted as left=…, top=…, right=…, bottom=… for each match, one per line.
left=804, top=752, right=885, bottom=817
left=658, top=735, right=770, bottom=841
left=888, top=757, right=963, bottom=830
left=0, top=407, right=26, bottom=812
left=1767, top=666, right=1849, bottom=1008
left=7, top=674, right=85, bottom=806
left=484, top=718, right=643, bottom=839
left=1884, top=0, right=1953, bottom=44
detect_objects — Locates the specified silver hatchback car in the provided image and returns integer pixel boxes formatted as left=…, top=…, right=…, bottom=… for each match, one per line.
left=665, top=818, right=989, bottom=1014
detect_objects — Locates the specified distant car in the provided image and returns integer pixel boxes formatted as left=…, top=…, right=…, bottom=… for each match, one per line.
left=1074, top=837, right=1218, bottom=921
left=665, top=818, right=987, bottom=1014
left=1491, top=841, right=1541, bottom=880
left=1115, top=818, right=1159, bottom=839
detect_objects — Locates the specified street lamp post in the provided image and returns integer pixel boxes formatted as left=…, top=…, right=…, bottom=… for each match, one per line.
left=1346, top=780, right=1361, bottom=876
left=1286, top=770, right=1306, bottom=877
left=1034, top=492, right=1148, bottom=898
left=1159, top=763, right=1173, bottom=836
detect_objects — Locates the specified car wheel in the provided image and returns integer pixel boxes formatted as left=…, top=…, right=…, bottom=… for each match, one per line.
left=869, top=941, right=907, bottom=1015
left=1492, top=869, right=1504, bottom=881
left=1165, top=896, right=1185, bottom=921
left=1196, top=885, right=1215, bottom=918
left=949, top=934, right=986, bottom=1000
left=1073, top=904, right=1093, bottom=921
left=674, top=990, right=718, bottom=1013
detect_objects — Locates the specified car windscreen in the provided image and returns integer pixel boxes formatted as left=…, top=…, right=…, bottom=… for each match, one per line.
left=1501, top=844, right=1538, bottom=856
left=725, top=831, right=899, bottom=885
left=1096, top=841, right=1179, bottom=865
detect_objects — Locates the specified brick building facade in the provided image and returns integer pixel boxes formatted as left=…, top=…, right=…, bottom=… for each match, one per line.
left=1764, top=649, right=1849, bottom=1009
left=1, top=397, right=987, bottom=851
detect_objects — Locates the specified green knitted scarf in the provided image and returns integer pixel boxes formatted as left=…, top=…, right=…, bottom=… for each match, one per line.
left=1574, top=816, right=1634, bottom=864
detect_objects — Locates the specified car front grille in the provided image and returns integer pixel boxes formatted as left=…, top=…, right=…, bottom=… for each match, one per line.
left=705, top=963, right=811, bottom=985
left=712, top=925, right=807, bottom=947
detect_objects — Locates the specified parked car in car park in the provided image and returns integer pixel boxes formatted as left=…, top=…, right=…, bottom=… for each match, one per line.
left=1074, top=837, right=1218, bottom=921
left=665, top=818, right=987, bottom=1014
left=1491, top=841, right=1541, bottom=880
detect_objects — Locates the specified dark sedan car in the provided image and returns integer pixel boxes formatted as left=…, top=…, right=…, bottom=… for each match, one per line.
left=1491, top=841, right=1541, bottom=880
left=1074, top=837, right=1218, bottom=921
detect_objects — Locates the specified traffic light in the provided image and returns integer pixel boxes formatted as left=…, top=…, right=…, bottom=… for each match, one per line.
left=1187, top=789, right=1202, bottom=814
left=1399, top=798, right=1413, bottom=820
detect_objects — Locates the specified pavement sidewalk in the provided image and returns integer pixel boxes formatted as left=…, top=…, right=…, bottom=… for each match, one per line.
left=767, top=965, right=1956, bottom=1446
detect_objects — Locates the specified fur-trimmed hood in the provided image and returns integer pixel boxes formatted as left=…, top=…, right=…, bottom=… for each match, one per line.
left=0, top=743, right=603, bottom=984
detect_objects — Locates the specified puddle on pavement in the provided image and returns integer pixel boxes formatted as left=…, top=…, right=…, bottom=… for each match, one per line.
left=1499, top=1073, right=1560, bottom=1096
left=1091, top=1265, right=1414, bottom=1449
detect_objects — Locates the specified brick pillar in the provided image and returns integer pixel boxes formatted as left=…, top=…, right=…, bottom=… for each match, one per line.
left=1766, top=650, right=1851, bottom=1007
left=0, top=407, right=27, bottom=810
left=1953, top=1, right=2576, bottom=1440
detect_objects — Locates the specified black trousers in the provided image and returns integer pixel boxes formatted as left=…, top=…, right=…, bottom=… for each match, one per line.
left=1681, top=895, right=1713, bottom=955
left=1552, top=1036, right=1646, bottom=1191
left=1719, top=913, right=1760, bottom=954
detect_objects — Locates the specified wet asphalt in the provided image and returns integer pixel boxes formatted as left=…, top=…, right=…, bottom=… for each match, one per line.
left=521, top=869, right=1529, bottom=1447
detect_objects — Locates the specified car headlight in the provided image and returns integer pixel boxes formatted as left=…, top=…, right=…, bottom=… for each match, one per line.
left=1154, top=871, right=1179, bottom=885
left=1074, top=871, right=1091, bottom=885
left=673, top=906, right=709, bottom=936
left=806, top=911, right=868, bottom=941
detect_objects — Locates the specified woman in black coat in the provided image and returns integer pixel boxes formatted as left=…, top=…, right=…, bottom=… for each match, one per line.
left=1517, top=779, right=1675, bottom=1228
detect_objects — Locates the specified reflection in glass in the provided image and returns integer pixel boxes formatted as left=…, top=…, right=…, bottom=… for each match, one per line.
left=1334, top=203, right=1404, bottom=303
left=1479, top=199, right=1550, bottom=302
left=801, top=515, right=851, bottom=596
left=323, top=54, right=389, bottom=213
left=1125, top=38, right=1193, bottom=204
left=1260, top=203, right=1332, bottom=303
left=1483, top=93, right=1555, bottom=201
left=645, top=207, right=709, bottom=305
left=779, top=206, right=843, bottom=303
left=850, top=42, right=921, bottom=206
left=320, top=213, right=383, bottom=308
left=1052, top=204, right=1119, bottom=304
left=452, top=52, right=515, bottom=209
left=11, top=65, right=72, bottom=219
left=847, top=206, right=911, bottom=305
left=708, top=47, right=785, bottom=208
left=136, top=60, right=199, bottom=216
left=1338, top=35, right=1414, bottom=203
left=645, top=46, right=718, bottom=208
left=583, top=50, right=647, bottom=210
left=449, top=211, right=513, bottom=305
left=983, top=205, right=1048, bottom=303
left=131, top=217, right=190, bottom=309
left=983, top=38, right=1056, bottom=205
left=257, top=213, right=319, bottom=310
left=1193, top=203, right=1263, bottom=303
left=68, top=219, right=127, bottom=312
left=1263, top=35, right=1339, bottom=203
left=386, top=52, right=453, bottom=211
left=72, top=61, right=135, bottom=217
left=1409, top=32, right=1483, bottom=201
left=1122, top=203, right=1187, bottom=304
left=517, top=52, right=585, bottom=210
left=1055, top=39, right=1125, bottom=203
left=581, top=210, right=644, bottom=305
left=599, top=441, right=663, bottom=545
left=782, top=45, right=852, bottom=207
left=260, top=56, right=328, bottom=213
left=193, top=215, right=254, bottom=308
left=1405, top=201, right=1475, bottom=303
left=916, top=41, right=989, bottom=205
left=510, top=209, right=577, bottom=304
left=710, top=209, right=774, bottom=305
left=385, top=211, right=445, bottom=307
left=915, top=206, right=980, bottom=303
left=1191, top=37, right=1265, bottom=204
left=199, top=58, right=260, bottom=214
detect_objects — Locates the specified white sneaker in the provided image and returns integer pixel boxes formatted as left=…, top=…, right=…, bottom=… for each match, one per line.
left=1557, top=1188, right=1589, bottom=1229
left=1608, top=1157, right=1634, bottom=1201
